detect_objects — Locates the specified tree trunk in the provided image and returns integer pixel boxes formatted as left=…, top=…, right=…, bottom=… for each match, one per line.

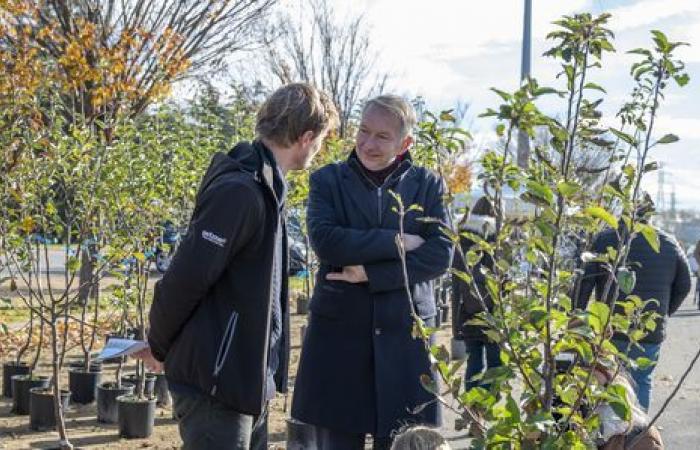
left=50, top=312, right=72, bottom=449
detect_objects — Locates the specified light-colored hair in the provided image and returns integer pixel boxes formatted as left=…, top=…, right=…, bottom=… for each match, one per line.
left=362, top=95, right=417, bottom=138
left=256, top=82, right=338, bottom=147
left=390, top=426, right=451, bottom=450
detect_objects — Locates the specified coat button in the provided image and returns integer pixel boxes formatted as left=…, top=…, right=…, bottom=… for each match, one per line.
left=375, top=328, right=382, bottom=335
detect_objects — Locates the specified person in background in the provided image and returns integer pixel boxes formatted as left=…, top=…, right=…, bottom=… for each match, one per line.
left=576, top=199, right=691, bottom=411
left=452, top=197, right=502, bottom=391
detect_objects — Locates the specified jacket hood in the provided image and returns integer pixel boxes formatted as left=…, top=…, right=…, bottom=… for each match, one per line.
left=461, top=214, right=496, bottom=237
left=196, top=141, right=271, bottom=201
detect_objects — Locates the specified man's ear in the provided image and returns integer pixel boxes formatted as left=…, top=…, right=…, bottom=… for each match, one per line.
left=400, top=135, right=414, bottom=153
left=299, top=130, right=315, bottom=147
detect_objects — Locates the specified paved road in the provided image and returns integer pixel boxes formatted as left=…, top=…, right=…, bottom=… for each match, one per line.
left=438, top=288, right=700, bottom=449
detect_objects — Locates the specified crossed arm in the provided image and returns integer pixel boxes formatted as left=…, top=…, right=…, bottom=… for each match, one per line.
left=308, top=170, right=452, bottom=290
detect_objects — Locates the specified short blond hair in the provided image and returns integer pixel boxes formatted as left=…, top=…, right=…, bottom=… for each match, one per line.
left=363, top=95, right=417, bottom=138
left=256, top=83, right=338, bottom=147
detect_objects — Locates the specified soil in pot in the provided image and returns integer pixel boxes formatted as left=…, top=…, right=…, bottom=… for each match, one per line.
left=11, top=374, right=50, bottom=415
left=97, top=381, right=134, bottom=423
left=69, top=367, right=102, bottom=404
left=29, top=387, right=71, bottom=431
left=67, top=360, right=103, bottom=372
left=121, top=373, right=155, bottom=398
left=117, top=394, right=157, bottom=439
left=3, top=361, right=30, bottom=398
left=150, top=372, right=170, bottom=407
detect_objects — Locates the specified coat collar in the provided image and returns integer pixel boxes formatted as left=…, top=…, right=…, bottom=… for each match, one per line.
left=340, top=150, right=422, bottom=226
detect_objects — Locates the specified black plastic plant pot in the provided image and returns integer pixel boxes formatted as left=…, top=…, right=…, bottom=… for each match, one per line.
left=11, top=374, right=50, bottom=415
left=29, top=387, right=71, bottom=431
left=121, top=374, right=156, bottom=398
left=3, top=361, right=30, bottom=398
left=67, top=360, right=103, bottom=372
left=151, top=373, right=170, bottom=407
left=97, top=382, right=134, bottom=423
left=117, top=394, right=156, bottom=439
left=69, top=368, right=102, bottom=404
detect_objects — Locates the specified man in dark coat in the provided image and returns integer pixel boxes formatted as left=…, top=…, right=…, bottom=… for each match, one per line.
left=291, top=95, right=452, bottom=449
left=136, top=83, right=338, bottom=449
left=576, top=214, right=691, bottom=411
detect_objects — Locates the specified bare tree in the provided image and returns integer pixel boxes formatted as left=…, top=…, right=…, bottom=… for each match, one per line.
left=264, top=0, right=387, bottom=137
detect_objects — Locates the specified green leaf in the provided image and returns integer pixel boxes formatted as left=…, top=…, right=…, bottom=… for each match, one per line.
left=635, top=357, right=655, bottom=370
left=674, top=73, right=690, bottom=87
left=583, top=82, right=607, bottom=93
left=526, top=180, right=554, bottom=205
left=496, top=123, right=506, bottom=137
left=587, top=301, right=610, bottom=334
left=439, top=111, right=456, bottom=122
left=557, top=181, right=580, bottom=198
left=608, top=128, right=637, bottom=146
left=67, top=257, right=80, bottom=272
left=584, top=206, right=618, bottom=229
left=655, top=134, right=679, bottom=145
left=617, top=268, right=636, bottom=295
left=636, top=223, right=660, bottom=253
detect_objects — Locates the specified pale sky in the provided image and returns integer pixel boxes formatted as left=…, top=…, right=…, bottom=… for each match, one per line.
left=327, top=0, right=700, bottom=210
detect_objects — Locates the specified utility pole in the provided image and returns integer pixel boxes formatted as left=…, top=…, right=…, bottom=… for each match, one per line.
left=517, top=0, right=532, bottom=168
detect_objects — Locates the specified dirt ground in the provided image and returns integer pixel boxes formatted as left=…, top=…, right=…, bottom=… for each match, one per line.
left=0, top=310, right=308, bottom=449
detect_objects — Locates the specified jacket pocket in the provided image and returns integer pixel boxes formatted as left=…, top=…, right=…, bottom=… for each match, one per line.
left=210, top=310, right=239, bottom=396
left=412, top=283, right=437, bottom=318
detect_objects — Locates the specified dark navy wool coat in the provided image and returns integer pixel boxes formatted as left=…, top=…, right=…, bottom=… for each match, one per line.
left=291, top=152, right=452, bottom=437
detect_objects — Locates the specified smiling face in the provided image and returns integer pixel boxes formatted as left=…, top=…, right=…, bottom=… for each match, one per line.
left=356, top=105, right=413, bottom=171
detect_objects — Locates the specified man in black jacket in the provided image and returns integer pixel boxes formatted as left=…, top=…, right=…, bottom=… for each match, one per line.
left=136, top=83, right=337, bottom=449
left=576, top=216, right=691, bottom=411
left=291, top=95, right=452, bottom=449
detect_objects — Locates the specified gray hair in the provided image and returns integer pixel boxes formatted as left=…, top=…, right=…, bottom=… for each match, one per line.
left=362, top=95, right=417, bottom=138
left=390, top=426, right=451, bottom=450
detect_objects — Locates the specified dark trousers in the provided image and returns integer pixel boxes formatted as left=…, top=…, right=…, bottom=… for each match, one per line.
left=171, top=389, right=267, bottom=450
left=464, top=340, right=502, bottom=390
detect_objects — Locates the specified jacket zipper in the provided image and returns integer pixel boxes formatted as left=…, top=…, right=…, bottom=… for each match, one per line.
left=210, top=310, right=239, bottom=396
left=258, top=227, right=277, bottom=411
left=377, top=188, right=382, bottom=225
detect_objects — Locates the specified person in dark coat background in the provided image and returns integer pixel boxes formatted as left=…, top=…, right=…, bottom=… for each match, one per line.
left=576, top=201, right=691, bottom=411
left=291, top=95, right=452, bottom=449
left=452, top=197, right=502, bottom=391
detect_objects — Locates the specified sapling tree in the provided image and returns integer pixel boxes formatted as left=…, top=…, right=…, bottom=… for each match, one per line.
left=2, top=108, right=115, bottom=448
left=394, top=14, right=690, bottom=448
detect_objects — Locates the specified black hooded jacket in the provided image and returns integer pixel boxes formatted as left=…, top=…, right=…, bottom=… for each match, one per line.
left=148, top=141, right=289, bottom=415
left=576, top=226, right=691, bottom=344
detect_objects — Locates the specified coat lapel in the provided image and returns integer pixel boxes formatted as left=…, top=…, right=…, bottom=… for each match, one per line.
left=339, top=163, right=378, bottom=225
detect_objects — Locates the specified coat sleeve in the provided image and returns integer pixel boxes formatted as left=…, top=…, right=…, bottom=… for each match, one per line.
left=669, top=237, right=691, bottom=315
left=307, top=169, right=401, bottom=266
left=363, top=178, right=452, bottom=294
left=147, top=180, right=264, bottom=362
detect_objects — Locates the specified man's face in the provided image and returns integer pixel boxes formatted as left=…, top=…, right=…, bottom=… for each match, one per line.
left=293, top=129, right=328, bottom=170
left=356, top=106, right=412, bottom=171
